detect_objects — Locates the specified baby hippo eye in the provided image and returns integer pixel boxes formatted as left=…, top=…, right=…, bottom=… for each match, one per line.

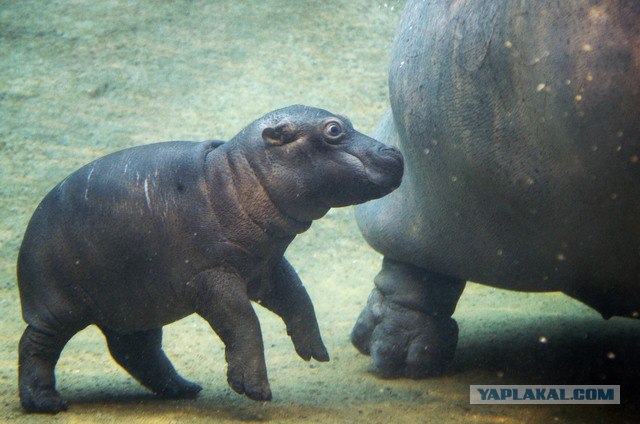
left=323, top=121, right=344, bottom=142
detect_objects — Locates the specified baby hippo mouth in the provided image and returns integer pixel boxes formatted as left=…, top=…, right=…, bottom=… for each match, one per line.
left=364, top=146, right=404, bottom=192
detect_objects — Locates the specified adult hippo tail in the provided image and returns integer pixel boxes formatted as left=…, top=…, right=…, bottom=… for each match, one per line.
left=351, top=0, right=640, bottom=377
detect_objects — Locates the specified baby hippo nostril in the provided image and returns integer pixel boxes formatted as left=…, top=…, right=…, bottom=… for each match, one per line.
left=380, top=146, right=404, bottom=165
left=364, top=144, right=404, bottom=191
left=384, top=147, right=404, bottom=173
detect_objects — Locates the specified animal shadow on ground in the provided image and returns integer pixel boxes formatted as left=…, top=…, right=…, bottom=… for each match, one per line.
left=452, top=314, right=640, bottom=417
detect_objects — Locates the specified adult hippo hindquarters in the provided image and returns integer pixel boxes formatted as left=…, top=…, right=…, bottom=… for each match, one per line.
left=352, top=0, right=640, bottom=378
left=17, top=105, right=403, bottom=413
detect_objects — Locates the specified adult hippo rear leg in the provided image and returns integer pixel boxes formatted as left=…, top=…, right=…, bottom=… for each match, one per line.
left=351, top=258, right=465, bottom=378
left=101, top=327, right=202, bottom=398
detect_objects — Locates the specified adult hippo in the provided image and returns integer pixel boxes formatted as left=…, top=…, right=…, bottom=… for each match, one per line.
left=351, top=0, right=640, bottom=377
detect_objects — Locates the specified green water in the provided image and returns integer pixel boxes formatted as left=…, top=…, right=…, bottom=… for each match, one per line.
left=1, top=1, right=639, bottom=423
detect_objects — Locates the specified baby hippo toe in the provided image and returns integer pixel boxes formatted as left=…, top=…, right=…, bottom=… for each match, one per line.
left=20, top=387, right=69, bottom=414
left=155, top=376, right=203, bottom=399
left=227, top=363, right=272, bottom=401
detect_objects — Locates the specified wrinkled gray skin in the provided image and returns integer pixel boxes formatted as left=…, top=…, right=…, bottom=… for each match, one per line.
left=352, top=0, right=640, bottom=378
left=18, top=105, right=403, bottom=413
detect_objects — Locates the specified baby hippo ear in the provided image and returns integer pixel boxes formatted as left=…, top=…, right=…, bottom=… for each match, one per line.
left=262, top=122, right=298, bottom=146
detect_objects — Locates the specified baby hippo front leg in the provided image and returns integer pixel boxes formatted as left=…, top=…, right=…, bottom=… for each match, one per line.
left=191, top=269, right=271, bottom=401
left=252, top=258, right=329, bottom=362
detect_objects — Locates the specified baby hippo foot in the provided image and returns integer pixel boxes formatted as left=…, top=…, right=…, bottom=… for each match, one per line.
left=289, top=329, right=330, bottom=362
left=101, top=327, right=203, bottom=400
left=284, top=311, right=330, bottom=363
left=257, top=257, right=330, bottom=363
left=351, top=259, right=465, bottom=378
left=226, top=359, right=272, bottom=401
left=154, top=375, right=203, bottom=399
left=20, top=387, right=68, bottom=414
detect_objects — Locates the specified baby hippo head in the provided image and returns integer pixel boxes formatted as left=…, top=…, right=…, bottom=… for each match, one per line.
left=236, top=105, right=404, bottom=221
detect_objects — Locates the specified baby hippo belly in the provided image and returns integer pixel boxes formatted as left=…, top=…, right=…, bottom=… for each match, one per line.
left=69, top=252, right=196, bottom=333
left=85, top=276, right=193, bottom=333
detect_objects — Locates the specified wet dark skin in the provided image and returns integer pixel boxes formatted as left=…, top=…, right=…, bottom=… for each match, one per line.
left=353, top=0, right=640, bottom=379
left=17, top=105, right=403, bottom=413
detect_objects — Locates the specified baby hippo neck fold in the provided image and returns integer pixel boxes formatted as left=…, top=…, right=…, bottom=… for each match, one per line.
left=206, top=144, right=312, bottom=239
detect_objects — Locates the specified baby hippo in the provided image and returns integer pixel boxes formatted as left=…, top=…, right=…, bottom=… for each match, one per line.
left=17, top=105, right=404, bottom=413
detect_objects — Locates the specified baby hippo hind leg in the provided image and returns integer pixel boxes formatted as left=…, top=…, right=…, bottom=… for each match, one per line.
left=101, top=327, right=202, bottom=398
left=351, top=258, right=465, bottom=378
left=19, top=324, right=81, bottom=413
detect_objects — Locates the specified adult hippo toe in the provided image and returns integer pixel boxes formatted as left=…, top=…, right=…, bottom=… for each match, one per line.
left=351, top=0, right=640, bottom=378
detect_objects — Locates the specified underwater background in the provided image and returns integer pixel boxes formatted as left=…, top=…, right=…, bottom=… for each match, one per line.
left=1, top=1, right=639, bottom=422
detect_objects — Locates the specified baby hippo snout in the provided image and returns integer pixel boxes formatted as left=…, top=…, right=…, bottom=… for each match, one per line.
left=364, top=144, right=404, bottom=192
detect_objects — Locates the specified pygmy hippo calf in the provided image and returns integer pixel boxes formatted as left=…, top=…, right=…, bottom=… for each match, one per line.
left=17, top=105, right=403, bottom=413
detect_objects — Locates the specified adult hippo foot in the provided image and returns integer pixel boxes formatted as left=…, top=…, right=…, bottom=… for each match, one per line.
left=351, top=288, right=459, bottom=377
left=351, top=259, right=466, bottom=378
left=20, top=387, right=68, bottom=414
